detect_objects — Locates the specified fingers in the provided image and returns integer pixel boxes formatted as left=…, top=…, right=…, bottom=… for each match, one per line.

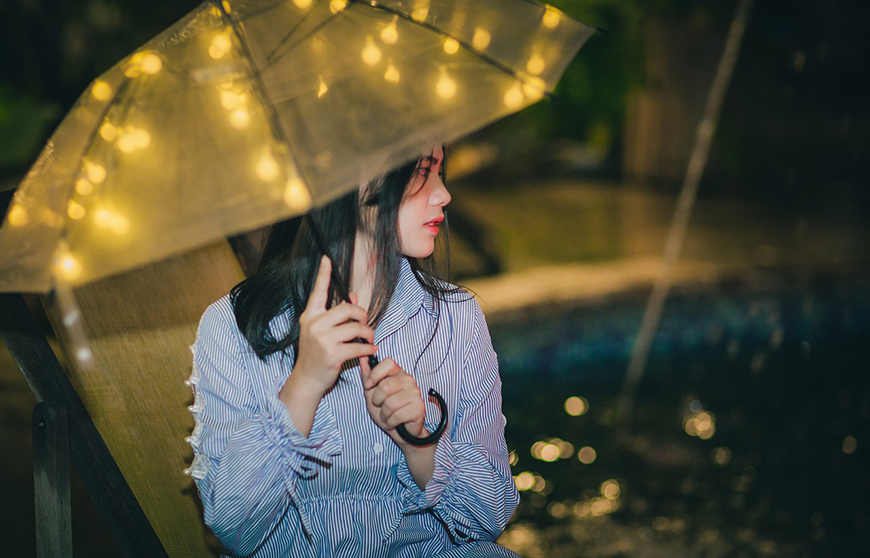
left=318, top=302, right=369, bottom=330
left=304, top=256, right=332, bottom=314
left=364, top=357, right=401, bottom=390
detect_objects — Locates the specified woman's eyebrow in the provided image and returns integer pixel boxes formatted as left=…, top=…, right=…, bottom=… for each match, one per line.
left=420, top=155, right=440, bottom=165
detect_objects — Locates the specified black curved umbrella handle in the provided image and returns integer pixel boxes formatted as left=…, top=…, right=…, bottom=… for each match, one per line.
left=368, top=355, right=448, bottom=446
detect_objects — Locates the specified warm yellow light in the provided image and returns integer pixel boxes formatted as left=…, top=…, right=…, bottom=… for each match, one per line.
left=843, top=435, right=857, bottom=454
left=590, top=498, right=612, bottom=517
left=362, top=36, right=382, bottom=66
left=56, top=253, right=83, bottom=282
left=522, top=77, right=547, bottom=101
left=139, top=52, right=162, bottom=75
left=577, top=446, right=597, bottom=464
left=384, top=62, right=400, bottom=84
left=542, top=6, right=561, bottom=29
left=256, top=152, right=280, bottom=181
left=436, top=68, right=456, bottom=99
left=75, top=178, right=94, bottom=196
left=7, top=205, right=28, bottom=227
left=117, top=127, right=151, bottom=153
left=229, top=108, right=250, bottom=129
left=514, top=472, right=535, bottom=491
left=67, top=201, right=86, bottom=220
left=209, top=33, right=233, bottom=59
left=381, top=17, right=399, bottom=44
left=94, top=208, right=130, bottom=235
left=601, top=479, right=621, bottom=500
left=711, top=447, right=732, bottom=466
left=503, top=83, right=524, bottom=109
left=293, top=0, right=313, bottom=8
left=284, top=178, right=313, bottom=211
left=472, top=28, right=491, bottom=50
left=412, top=4, right=429, bottom=23
left=531, top=475, right=546, bottom=493
left=508, top=450, right=518, bottom=466
left=564, top=396, right=588, bottom=416
left=84, top=161, right=106, bottom=184
left=443, top=38, right=460, bottom=55
left=220, top=89, right=245, bottom=110
left=91, top=80, right=113, bottom=101
left=222, top=0, right=232, bottom=13
left=329, top=0, right=347, bottom=14
left=539, top=443, right=560, bottom=462
left=527, top=53, right=546, bottom=75
left=99, top=122, right=117, bottom=141
left=318, top=77, right=329, bottom=97
left=557, top=439, right=574, bottom=458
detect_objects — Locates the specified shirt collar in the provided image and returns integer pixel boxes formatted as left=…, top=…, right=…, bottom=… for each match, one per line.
left=374, top=258, right=437, bottom=343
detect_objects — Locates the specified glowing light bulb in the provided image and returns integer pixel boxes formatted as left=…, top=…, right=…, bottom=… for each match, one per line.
left=229, top=108, right=250, bottom=129
left=330, top=0, right=347, bottom=13
left=543, top=6, right=561, bottom=29
left=84, top=161, right=106, bottom=184
left=7, top=205, right=28, bottom=227
left=381, top=17, right=399, bottom=44
left=384, top=62, right=400, bottom=83
left=256, top=151, right=280, bottom=181
left=318, top=77, right=329, bottom=97
left=412, top=5, right=429, bottom=23
left=139, top=52, right=162, bottom=75
left=514, top=472, right=535, bottom=491
left=294, top=0, right=312, bottom=7
left=435, top=67, right=456, bottom=99
left=67, top=201, right=86, bottom=220
left=76, top=178, right=93, bottom=196
left=362, top=36, right=382, bottom=66
left=522, top=77, right=547, bottom=101
left=527, top=53, right=546, bottom=75
left=503, top=83, right=524, bottom=108
left=222, top=0, right=232, bottom=13
left=91, top=80, right=113, bottom=101
left=443, top=38, right=460, bottom=54
left=209, top=33, right=233, bottom=59
left=94, top=208, right=130, bottom=235
left=472, top=27, right=491, bottom=50
left=117, top=126, right=150, bottom=153
left=284, top=178, right=313, bottom=211
left=221, top=89, right=246, bottom=110
left=99, top=122, right=117, bottom=141
left=56, top=253, right=83, bottom=281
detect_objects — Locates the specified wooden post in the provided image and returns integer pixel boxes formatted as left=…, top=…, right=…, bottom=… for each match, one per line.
left=0, top=293, right=168, bottom=558
left=33, top=401, right=73, bottom=558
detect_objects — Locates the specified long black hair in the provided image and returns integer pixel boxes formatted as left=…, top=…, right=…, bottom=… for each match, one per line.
left=231, top=152, right=463, bottom=361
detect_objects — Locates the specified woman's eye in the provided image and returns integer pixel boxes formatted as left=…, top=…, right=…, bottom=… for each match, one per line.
left=418, top=166, right=432, bottom=176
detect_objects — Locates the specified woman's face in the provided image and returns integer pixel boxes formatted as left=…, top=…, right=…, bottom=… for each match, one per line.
left=398, top=147, right=451, bottom=259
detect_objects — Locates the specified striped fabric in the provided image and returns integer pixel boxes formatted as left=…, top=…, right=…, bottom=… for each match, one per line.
left=185, top=258, right=520, bottom=557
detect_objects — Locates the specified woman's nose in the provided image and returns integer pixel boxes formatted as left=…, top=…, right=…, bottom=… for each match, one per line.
left=430, top=175, right=451, bottom=207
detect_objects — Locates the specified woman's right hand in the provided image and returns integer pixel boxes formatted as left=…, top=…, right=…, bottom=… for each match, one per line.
left=286, top=256, right=377, bottom=398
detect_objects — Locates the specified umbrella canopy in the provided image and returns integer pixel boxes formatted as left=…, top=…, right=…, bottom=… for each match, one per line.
left=0, top=0, right=595, bottom=293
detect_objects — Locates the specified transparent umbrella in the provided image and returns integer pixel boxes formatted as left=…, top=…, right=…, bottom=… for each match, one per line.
left=0, top=0, right=595, bottom=294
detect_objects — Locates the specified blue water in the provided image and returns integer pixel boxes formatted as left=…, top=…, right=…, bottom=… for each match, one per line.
left=493, top=276, right=870, bottom=556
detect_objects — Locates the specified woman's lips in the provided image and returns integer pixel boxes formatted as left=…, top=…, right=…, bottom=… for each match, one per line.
left=424, top=217, right=444, bottom=234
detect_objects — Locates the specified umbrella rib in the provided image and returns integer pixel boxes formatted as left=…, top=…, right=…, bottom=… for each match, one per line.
left=263, top=7, right=319, bottom=65
left=263, top=10, right=345, bottom=69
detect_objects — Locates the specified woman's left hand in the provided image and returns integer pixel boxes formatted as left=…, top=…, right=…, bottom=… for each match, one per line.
left=360, top=357, right=428, bottom=447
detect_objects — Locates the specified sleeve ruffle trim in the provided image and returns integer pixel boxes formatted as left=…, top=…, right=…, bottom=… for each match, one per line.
left=397, top=432, right=455, bottom=512
left=260, top=376, right=343, bottom=478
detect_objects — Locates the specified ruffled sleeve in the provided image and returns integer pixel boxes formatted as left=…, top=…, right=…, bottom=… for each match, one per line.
left=186, top=300, right=342, bottom=556
left=395, top=300, right=519, bottom=542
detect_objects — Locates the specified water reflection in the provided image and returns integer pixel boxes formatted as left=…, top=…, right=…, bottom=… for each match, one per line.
left=494, top=280, right=870, bottom=557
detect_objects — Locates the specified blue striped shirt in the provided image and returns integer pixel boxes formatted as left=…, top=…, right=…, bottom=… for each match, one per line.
left=185, top=259, right=519, bottom=557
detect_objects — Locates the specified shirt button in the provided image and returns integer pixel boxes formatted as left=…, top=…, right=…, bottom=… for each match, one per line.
left=373, top=442, right=383, bottom=455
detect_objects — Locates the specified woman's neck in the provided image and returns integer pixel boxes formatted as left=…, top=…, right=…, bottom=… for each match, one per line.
left=351, top=232, right=377, bottom=313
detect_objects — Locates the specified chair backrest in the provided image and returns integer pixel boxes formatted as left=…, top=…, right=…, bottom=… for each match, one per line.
left=43, top=240, right=244, bottom=557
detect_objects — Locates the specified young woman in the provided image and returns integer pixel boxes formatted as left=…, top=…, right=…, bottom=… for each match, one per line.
left=185, top=147, right=520, bottom=557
